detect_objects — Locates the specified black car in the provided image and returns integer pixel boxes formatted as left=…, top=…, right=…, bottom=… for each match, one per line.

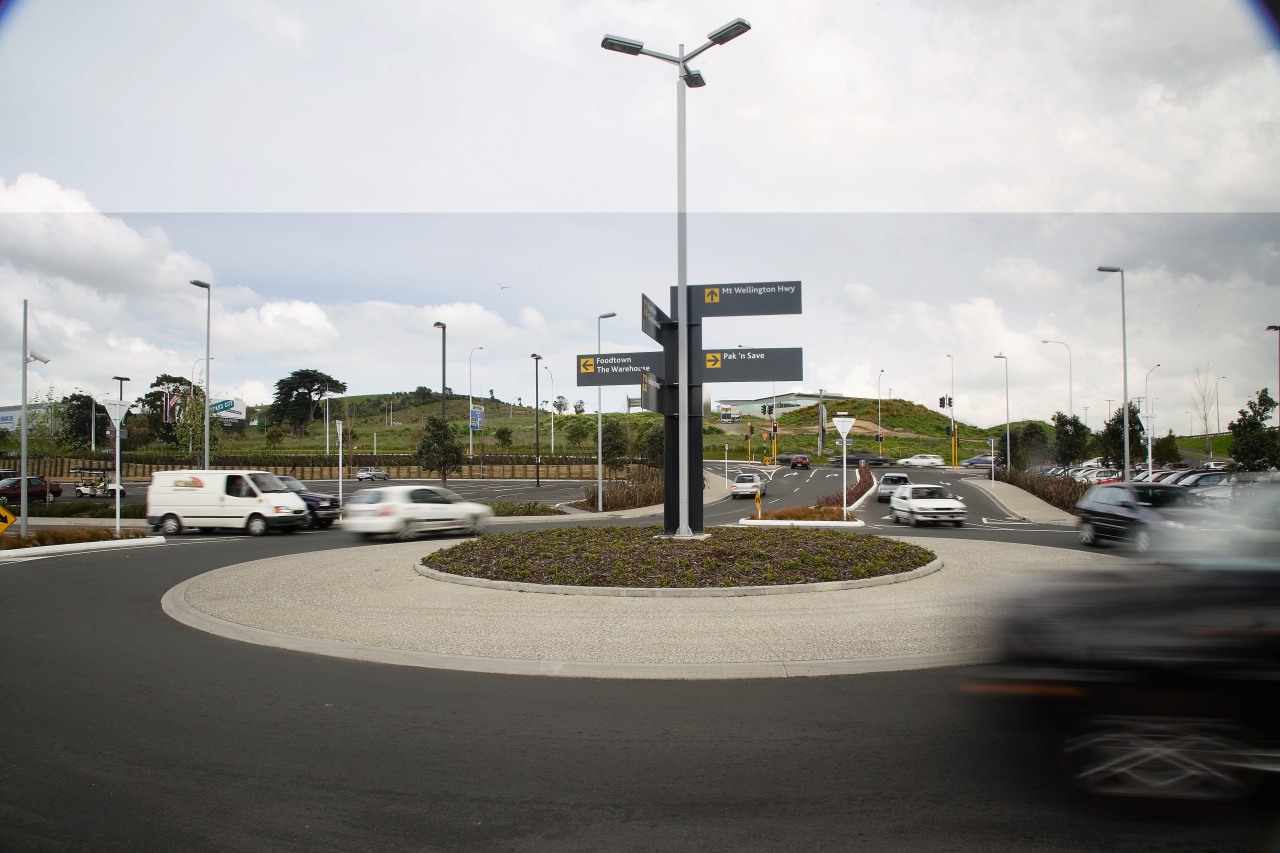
left=1074, top=482, right=1224, bottom=553
left=277, top=476, right=341, bottom=529
left=963, top=552, right=1280, bottom=801
left=831, top=450, right=894, bottom=467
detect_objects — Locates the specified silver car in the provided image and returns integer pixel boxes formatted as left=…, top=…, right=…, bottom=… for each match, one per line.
left=340, top=485, right=492, bottom=539
left=355, top=466, right=389, bottom=481
left=877, top=473, right=911, bottom=502
left=889, top=484, right=967, bottom=527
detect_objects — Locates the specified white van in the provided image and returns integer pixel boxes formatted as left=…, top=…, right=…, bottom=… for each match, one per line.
left=146, top=470, right=308, bottom=536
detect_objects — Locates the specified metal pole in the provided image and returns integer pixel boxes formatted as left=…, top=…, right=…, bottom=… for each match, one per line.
left=545, top=365, right=555, bottom=455
left=532, top=355, right=541, bottom=487
left=675, top=45, right=691, bottom=537
left=1145, top=364, right=1160, bottom=477
left=597, top=313, right=615, bottom=511
left=20, top=300, right=29, bottom=537
left=469, top=346, right=483, bottom=458
left=946, top=355, right=955, bottom=467
left=876, top=369, right=884, bottom=457
left=1098, top=267, right=1128, bottom=480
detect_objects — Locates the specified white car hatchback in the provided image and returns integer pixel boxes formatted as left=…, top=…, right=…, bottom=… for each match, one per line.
left=730, top=473, right=767, bottom=499
left=340, top=484, right=492, bottom=539
left=898, top=454, right=945, bottom=468
left=889, top=484, right=967, bottom=527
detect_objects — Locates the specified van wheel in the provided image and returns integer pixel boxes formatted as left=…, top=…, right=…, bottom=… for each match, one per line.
left=160, top=515, right=182, bottom=536
left=246, top=515, right=268, bottom=536
left=304, top=510, right=319, bottom=530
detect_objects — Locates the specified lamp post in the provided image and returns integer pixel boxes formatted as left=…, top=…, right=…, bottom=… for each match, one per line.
left=995, top=354, right=1010, bottom=470
left=468, top=346, right=483, bottom=458
left=945, top=354, right=955, bottom=467
left=1214, top=375, right=1226, bottom=460
left=433, top=322, right=447, bottom=424
left=531, top=354, right=542, bottom=487
left=189, top=280, right=212, bottom=470
left=1144, top=364, right=1160, bottom=477
left=1096, top=267, right=1130, bottom=481
left=544, top=365, right=555, bottom=455
left=19, top=300, right=51, bottom=536
left=602, top=17, right=751, bottom=537
left=876, top=369, right=884, bottom=456
left=1268, top=325, right=1280, bottom=427
left=1041, top=339, right=1072, bottom=421
left=597, top=312, right=616, bottom=511
left=188, top=357, right=212, bottom=455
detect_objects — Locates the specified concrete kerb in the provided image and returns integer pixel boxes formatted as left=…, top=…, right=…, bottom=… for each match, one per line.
left=0, top=535, right=167, bottom=562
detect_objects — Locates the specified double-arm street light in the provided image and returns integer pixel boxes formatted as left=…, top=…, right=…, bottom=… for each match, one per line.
left=468, top=346, right=483, bottom=457
left=602, top=17, right=751, bottom=537
left=433, top=322, right=447, bottom=424
left=597, top=312, right=616, bottom=511
left=994, top=354, right=1010, bottom=468
left=1097, top=266, right=1130, bottom=480
left=1041, top=339, right=1072, bottom=421
left=531, top=354, right=542, bottom=487
left=189, top=280, right=212, bottom=469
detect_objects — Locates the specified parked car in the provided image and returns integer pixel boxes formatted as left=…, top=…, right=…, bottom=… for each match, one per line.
left=773, top=451, right=809, bottom=465
left=889, top=484, right=966, bottom=527
left=964, top=550, right=1280, bottom=802
left=1077, top=468, right=1122, bottom=485
left=355, top=466, right=389, bottom=481
left=961, top=454, right=997, bottom=468
left=789, top=454, right=811, bottom=470
left=1173, top=470, right=1231, bottom=490
left=877, top=473, right=912, bottom=502
left=0, top=476, right=62, bottom=505
left=277, top=475, right=341, bottom=529
left=730, top=473, right=767, bottom=499
left=340, top=484, right=492, bottom=539
left=1161, top=468, right=1209, bottom=486
left=832, top=451, right=894, bottom=467
left=898, top=453, right=945, bottom=468
left=1074, top=482, right=1222, bottom=552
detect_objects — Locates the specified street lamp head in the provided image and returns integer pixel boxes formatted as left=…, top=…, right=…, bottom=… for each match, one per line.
left=601, top=34, right=644, bottom=55
left=599, top=312, right=617, bottom=320
left=1268, top=325, right=1280, bottom=331
left=707, top=18, right=751, bottom=45
left=531, top=353, right=541, bottom=361
left=1097, top=266, right=1122, bottom=273
left=433, top=321, right=445, bottom=330
left=112, top=375, right=130, bottom=382
left=189, top=279, right=210, bottom=289
left=27, top=350, right=50, bottom=364
left=680, top=67, right=706, bottom=87
left=994, top=353, right=1006, bottom=359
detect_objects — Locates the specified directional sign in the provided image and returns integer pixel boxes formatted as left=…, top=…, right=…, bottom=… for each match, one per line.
left=696, top=347, right=802, bottom=382
left=675, top=281, right=802, bottom=319
left=639, top=370, right=661, bottom=412
left=834, top=438, right=852, bottom=446
left=641, top=293, right=672, bottom=344
left=577, top=351, right=666, bottom=386
left=470, top=407, right=484, bottom=430
left=0, top=504, right=14, bottom=534
left=832, top=417, right=856, bottom=437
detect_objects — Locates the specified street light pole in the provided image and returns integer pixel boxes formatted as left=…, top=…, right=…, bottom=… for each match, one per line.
left=469, top=346, right=483, bottom=458
left=1145, top=364, right=1160, bottom=477
left=544, top=365, right=555, bottom=455
left=20, top=300, right=52, bottom=537
left=189, top=280, right=212, bottom=470
left=433, top=322, right=447, bottom=424
left=531, top=354, right=542, bottom=487
left=597, top=312, right=616, bottom=511
left=1214, top=375, right=1226, bottom=460
left=876, top=369, right=884, bottom=457
left=995, top=354, right=1009, bottom=469
left=602, top=17, right=751, bottom=537
left=1097, top=267, right=1130, bottom=481
left=1041, top=339, right=1072, bottom=421
left=945, top=354, right=955, bottom=467
left=1268, top=325, right=1280, bottom=427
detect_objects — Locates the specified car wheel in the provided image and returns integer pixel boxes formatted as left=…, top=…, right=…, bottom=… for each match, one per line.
left=245, top=515, right=268, bottom=536
left=890, top=510, right=900, bottom=524
left=1078, top=522, right=1098, bottom=547
left=908, top=512, right=919, bottom=527
left=954, top=520, right=964, bottom=528
left=304, top=510, right=319, bottom=530
left=159, top=515, right=182, bottom=536
left=0, top=496, right=8, bottom=506
left=45, top=492, right=56, bottom=503
left=1060, top=716, right=1261, bottom=802
left=317, top=519, right=334, bottom=529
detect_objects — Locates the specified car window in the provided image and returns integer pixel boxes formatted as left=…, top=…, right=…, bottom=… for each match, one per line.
left=413, top=488, right=451, bottom=504
left=225, top=475, right=254, bottom=498
left=1133, top=486, right=1194, bottom=508
left=734, top=475, right=755, bottom=484
left=349, top=490, right=382, bottom=504
left=915, top=487, right=947, bottom=500
left=249, top=472, right=288, bottom=493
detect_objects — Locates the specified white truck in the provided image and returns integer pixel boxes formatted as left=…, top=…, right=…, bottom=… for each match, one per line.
left=146, top=469, right=308, bottom=536
left=719, top=406, right=742, bottom=424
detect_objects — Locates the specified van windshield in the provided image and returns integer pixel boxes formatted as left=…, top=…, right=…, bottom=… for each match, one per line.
left=249, top=472, right=288, bottom=493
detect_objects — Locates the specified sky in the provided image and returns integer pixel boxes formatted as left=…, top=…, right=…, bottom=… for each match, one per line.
left=1, top=0, right=1279, bottom=435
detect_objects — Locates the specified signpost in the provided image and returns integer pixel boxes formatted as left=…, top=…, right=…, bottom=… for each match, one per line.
left=688, top=281, right=802, bottom=318
left=832, top=414, right=856, bottom=521
left=0, top=505, right=15, bottom=535
left=100, top=397, right=130, bottom=535
left=698, top=348, right=803, bottom=382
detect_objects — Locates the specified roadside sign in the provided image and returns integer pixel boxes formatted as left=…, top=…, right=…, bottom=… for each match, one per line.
left=639, top=370, right=661, bottom=412
left=832, top=416, right=856, bottom=437
left=211, top=399, right=235, bottom=414
left=641, top=293, right=672, bottom=343
left=834, top=438, right=852, bottom=446
left=0, top=505, right=14, bottom=534
left=696, top=347, right=803, bottom=382
left=754, top=491, right=762, bottom=515
left=104, top=428, right=129, bottom=439
left=470, top=407, right=484, bottom=430
left=676, top=281, right=803, bottom=318
left=577, top=351, right=665, bottom=386
left=99, top=397, right=130, bottom=428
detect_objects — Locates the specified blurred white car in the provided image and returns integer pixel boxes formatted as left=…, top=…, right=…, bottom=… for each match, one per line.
left=889, top=484, right=966, bottom=527
left=898, top=454, right=945, bottom=468
left=340, top=484, right=492, bottom=539
left=730, top=473, right=767, bottom=499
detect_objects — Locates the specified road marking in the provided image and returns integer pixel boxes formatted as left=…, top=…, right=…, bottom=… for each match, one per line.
left=981, top=517, right=1031, bottom=525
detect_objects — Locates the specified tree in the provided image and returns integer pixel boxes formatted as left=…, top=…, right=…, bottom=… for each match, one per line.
left=1050, top=412, right=1090, bottom=465
left=1227, top=388, right=1279, bottom=471
left=139, top=374, right=194, bottom=448
left=1010, top=422, right=1050, bottom=469
left=561, top=416, right=593, bottom=452
left=600, top=416, right=629, bottom=472
left=264, top=424, right=284, bottom=449
left=266, top=369, right=347, bottom=437
left=415, top=416, right=464, bottom=485
left=1152, top=430, right=1182, bottom=467
left=553, top=396, right=568, bottom=415
left=489, top=389, right=496, bottom=400
left=493, top=426, right=513, bottom=450
left=573, top=400, right=585, bottom=415
left=59, top=392, right=100, bottom=453
left=1190, top=365, right=1216, bottom=455
left=1098, top=401, right=1145, bottom=469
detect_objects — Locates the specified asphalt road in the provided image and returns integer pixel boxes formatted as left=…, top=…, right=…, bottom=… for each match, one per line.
left=3, top=525, right=1276, bottom=850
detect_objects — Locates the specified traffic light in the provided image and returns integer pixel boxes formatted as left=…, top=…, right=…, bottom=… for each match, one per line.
left=946, top=424, right=954, bottom=436
left=876, top=433, right=884, bottom=442
left=765, top=404, right=774, bottom=415
left=749, top=423, right=754, bottom=436
left=939, top=396, right=946, bottom=408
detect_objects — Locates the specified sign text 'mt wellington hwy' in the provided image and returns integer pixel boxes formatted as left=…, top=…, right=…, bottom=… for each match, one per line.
left=694, top=281, right=801, bottom=318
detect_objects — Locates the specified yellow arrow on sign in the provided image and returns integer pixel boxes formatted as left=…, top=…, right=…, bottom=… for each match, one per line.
left=705, top=352, right=722, bottom=369
left=579, top=357, right=596, bottom=373
left=704, top=287, right=720, bottom=303
left=754, top=491, right=762, bottom=517
left=0, top=505, right=15, bottom=535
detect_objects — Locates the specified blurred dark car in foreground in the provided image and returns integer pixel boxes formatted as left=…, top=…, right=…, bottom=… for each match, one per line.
left=963, top=487, right=1280, bottom=802
left=1074, top=482, right=1226, bottom=553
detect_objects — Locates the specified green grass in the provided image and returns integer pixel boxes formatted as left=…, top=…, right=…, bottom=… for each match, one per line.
left=422, top=526, right=936, bottom=588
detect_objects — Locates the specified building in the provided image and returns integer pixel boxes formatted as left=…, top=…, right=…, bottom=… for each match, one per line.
left=715, top=391, right=845, bottom=419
